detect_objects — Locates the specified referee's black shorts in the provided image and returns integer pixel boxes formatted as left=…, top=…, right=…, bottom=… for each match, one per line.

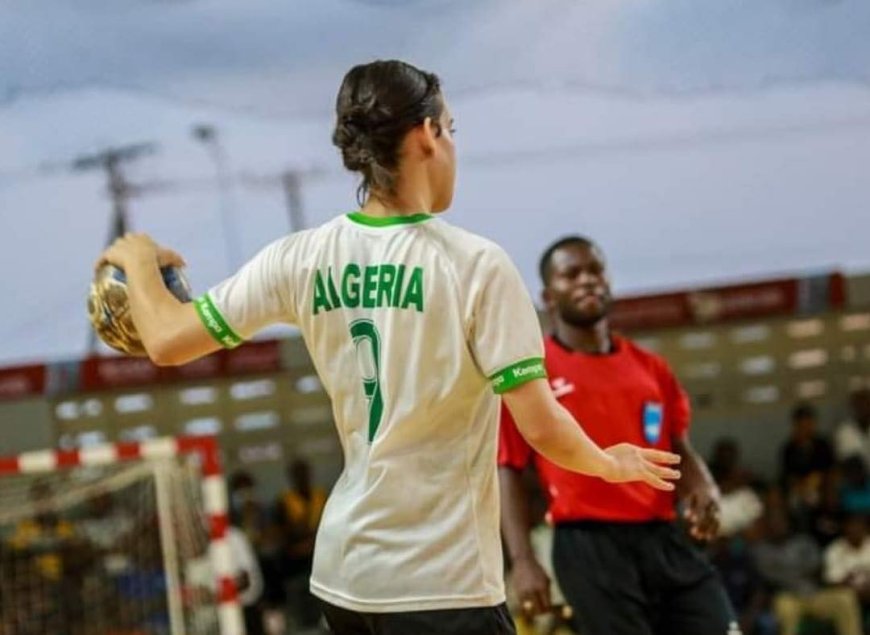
left=553, top=520, right=738, bottom=635
left=318, top=600, right=516, bottom=635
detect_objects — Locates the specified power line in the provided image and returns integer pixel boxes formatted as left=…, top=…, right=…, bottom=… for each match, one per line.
left=2, top=111, right=868, bottom=197
left=238, top=167, right=329, bottom=232
left=461, top=114, right=870, bottom=168
left=2, top=71, right=869, bottom=125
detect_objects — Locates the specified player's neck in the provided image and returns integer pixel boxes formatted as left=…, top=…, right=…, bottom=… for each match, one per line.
left=553, top=320, right=613, bottom=355
left=362, top=180, right=434, bottom=217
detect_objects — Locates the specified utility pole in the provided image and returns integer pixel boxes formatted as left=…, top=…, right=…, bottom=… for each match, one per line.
left=239, top=167, right=321, bottom=234
left=281, top=170, right=308, bottom=232
left=72, top=142, right=156, bottom=354
left=192, top=124, right=241, bottom=274
left=72, top=143, right=156, bottom=246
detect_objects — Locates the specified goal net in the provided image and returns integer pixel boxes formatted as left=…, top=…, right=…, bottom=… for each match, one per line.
left=0, top=436, right=243, bottom=635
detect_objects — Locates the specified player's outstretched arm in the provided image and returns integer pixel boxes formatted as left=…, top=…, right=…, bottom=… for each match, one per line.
left=502, top=378, right=681, bottom=490
left=98, top=233, right=221, bottom=366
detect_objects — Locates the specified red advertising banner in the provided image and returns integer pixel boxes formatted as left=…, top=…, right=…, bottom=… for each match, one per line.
left=76, top=339, right=283, bottom=393
left=611, top=273, right=845, bottom=331
left=78, top=356, right=162, bottom=392
left=224, top=340, right=283, bottom=375
left=0, top=364, right=46, bottom=400
left=0, top=272, right=848, bottom=399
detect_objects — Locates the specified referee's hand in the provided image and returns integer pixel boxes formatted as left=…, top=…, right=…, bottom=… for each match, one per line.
left=510, top=556, right=552, bottom=617
left=683, top=488, right=722, bottom=542
left=603, top=444, right=681, bottom=491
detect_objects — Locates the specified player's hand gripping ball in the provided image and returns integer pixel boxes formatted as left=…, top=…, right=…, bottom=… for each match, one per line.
left=87, top=264, right=192, bottom=356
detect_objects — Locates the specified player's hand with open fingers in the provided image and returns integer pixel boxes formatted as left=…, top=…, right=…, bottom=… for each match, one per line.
left=603, top=443, right=681, bottom=490
left=96, top=233, right=186, bottom=272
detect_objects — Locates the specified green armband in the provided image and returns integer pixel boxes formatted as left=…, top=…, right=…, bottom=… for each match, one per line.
left=490, top=357, right=547, bottom=394
left=194, top=294, right=243, bottom=349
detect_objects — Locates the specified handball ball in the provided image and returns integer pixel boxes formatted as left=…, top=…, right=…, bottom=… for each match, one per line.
left=87, top=264, right=192, bottom=357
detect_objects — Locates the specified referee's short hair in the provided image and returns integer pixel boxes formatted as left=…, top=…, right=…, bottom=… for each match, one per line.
left=538, top=235, right=600, bottom=286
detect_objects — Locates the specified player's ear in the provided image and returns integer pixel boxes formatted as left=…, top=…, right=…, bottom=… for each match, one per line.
left=417, top=117, right=438, bottom=157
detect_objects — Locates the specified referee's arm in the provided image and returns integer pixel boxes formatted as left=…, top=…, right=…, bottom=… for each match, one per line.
left=499, top=465, right=552, bottom=616
left=672, top=433, right=722, bottom=541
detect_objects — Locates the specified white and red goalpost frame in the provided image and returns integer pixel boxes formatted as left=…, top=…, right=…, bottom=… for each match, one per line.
left=0, top=435, right=245, bottom=635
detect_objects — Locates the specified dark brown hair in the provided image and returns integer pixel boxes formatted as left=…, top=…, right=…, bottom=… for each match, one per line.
left=333, top=60, right=442, bottom=205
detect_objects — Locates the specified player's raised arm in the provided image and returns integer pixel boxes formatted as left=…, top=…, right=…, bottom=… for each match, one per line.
left=96, top=233, right=219, bottom=365
left=502, top=379, right=681, bottom=490
left=98, top=232, right=295, bottom=366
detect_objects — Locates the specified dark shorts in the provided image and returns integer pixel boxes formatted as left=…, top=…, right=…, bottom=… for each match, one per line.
left=552, top=521, right=738, bottom=635
left=319, top=599, right=516, bottom=635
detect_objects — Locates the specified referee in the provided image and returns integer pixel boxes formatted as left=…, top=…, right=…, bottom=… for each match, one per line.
left=499, top=235, right=738, bottom=635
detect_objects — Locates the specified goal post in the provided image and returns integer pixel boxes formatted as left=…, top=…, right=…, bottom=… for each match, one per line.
left=0, top=435, right=244, bottom=635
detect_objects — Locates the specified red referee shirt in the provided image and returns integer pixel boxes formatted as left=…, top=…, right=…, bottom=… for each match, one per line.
left=498, top=335, right=690, bottom=523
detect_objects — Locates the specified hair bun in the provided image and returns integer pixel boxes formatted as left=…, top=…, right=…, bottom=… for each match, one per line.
left=332, top=60, right=442, bottom=203
left=341, top=110, right=367, bottom=130
left=345, top=143, right=375, bottom=169
left=336, top=131, right=376, bottom=172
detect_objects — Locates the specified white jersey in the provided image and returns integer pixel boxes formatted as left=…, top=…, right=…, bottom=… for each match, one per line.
left=197, top=212, right=545, bottom=612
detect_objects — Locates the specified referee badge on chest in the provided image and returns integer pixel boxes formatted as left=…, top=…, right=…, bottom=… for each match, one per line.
left=642, top=402, right=664, bottom=444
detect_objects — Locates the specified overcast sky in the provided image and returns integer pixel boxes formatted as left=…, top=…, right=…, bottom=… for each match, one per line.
left=1, top=0, right=869, bottom=365
left=2, top=0, right=868, bottom=116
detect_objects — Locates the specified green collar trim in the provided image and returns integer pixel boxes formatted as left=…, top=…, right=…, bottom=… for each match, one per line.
left=346, top=212, right=433, bottom=227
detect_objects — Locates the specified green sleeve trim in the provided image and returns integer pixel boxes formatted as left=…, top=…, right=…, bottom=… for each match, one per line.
left=346, top=212, right=433, bottom=227
left=194, top=294, right=244, bottom=349
left=490, top=357, right=547, bottom=394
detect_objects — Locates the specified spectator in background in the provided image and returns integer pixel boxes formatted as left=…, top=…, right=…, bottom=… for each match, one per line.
left=709, top=439, right=773, bottom=634
left=710, top=438, right=764, bottom=538
left=79, top=490, right=134, bottom=552
left=781, top=403, right=835, bottom=533
left=5, top=479, right=89, bottom=635
left=228, top=470, right=286, bottom=634
left=836, top=389, right=870, bottom=467
left=276, top=458, right=326, bottom=629
left=186, top=524, right=265, bottom=635
left=754, top=508, right=861, bottom=635
left=709, top=437, right=756, bottom=488
left=824, top=514, right=870, bottom=601
left=229, top=471, right=269, bottom=550
left=710, top=517, right=775, bottom=635
left=825, top=512, right=870, bottom=634
left=227, top=526, right=266, bottom=635
left=78, top=490, right=136, bottom=629
left=813, top=468, right=846, bottom=548
left=840, top=457, right=870, bottom=515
